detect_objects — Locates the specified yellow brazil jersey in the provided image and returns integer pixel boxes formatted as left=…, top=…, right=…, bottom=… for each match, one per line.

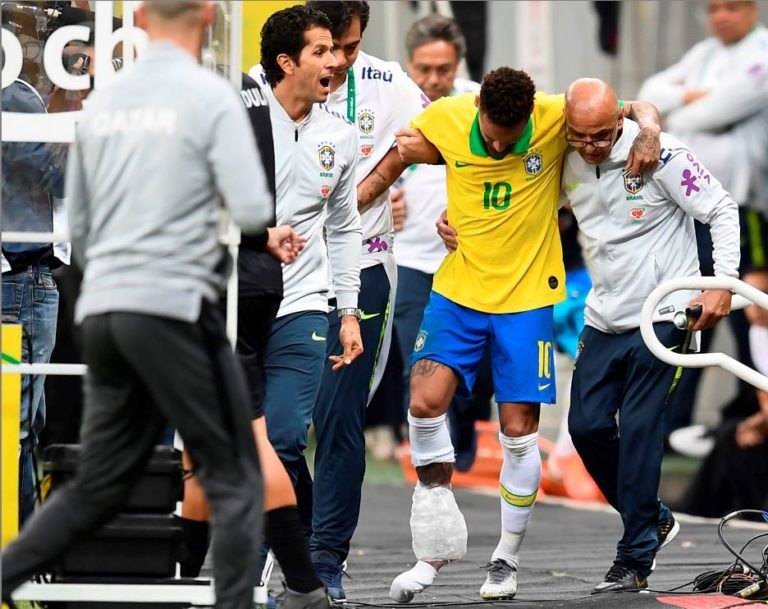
left=411, top=92, right=568, bottom=313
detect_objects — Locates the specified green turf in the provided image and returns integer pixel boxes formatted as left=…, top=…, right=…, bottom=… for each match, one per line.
left=305, top=430, right=405, bottom=485
left=661, top=453, right=702, bottom=475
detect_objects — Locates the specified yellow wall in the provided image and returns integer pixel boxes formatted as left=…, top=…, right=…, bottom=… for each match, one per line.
left=2, top=325, right=22, bottom=547
left=242, top=0, right=303, bottom=71
left=111, top=1, right=301, bottom=73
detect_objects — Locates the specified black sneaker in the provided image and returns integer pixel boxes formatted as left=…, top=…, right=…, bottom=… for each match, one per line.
left=657, top=515, right=680, bottom=550
left=651, top=515, right=680, bottom=571
left=279, top=587, right=332, bottom=609
left=592, top=561, right=648, bottom=594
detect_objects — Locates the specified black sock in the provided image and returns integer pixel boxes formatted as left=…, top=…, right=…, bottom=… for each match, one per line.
left=264, top=506, right=323, bottom=594
left=178, top=517, right=210, bottom=577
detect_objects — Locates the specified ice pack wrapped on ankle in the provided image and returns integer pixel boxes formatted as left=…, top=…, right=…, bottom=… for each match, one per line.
left=410, top=483, right=467, bottom=561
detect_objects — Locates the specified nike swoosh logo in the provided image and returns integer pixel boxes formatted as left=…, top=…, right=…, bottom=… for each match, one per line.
left=538, top=383, right=551, bottom=391
left=667, top=344, right=680, bottom=352
left=311, top=332, right=327, bottom=342
left=454, top=161, right=472, bottom=168
left=360, top=311, right=380, bottom=321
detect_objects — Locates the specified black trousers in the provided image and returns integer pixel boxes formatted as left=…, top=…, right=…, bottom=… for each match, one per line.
left=1, top=303, right=263, bottom=609
left=236, top=293, right=282, bottom=419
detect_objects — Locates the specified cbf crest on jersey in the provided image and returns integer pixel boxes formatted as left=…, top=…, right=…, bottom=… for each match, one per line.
left=523, top=151, right=543, bottom=176
left=624, top=173, right=643, bottom=194
left=357, top=108, right=376, bottom=157
left=318, top=142, right=336, bottom=177
left=414, top=330, right=427, bottom=352
left=358, top=110, right=375, bottom=134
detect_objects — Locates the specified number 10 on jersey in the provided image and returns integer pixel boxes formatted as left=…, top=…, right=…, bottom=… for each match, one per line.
left=483, top=181, right=512, bottom=210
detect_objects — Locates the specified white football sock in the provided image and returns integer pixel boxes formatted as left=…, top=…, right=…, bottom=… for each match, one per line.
left=492, top=432, right=541, bottom=567
left=390, top=560, right=438, bottom=603
left=408, top=412, right=455, bottom=466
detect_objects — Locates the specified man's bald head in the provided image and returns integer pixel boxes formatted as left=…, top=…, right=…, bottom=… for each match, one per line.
left=565, top=78, right=619, bottom=129
left=564, top=78, right=622, bottom=164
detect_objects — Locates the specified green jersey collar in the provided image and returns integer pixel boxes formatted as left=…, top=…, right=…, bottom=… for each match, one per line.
left=469, top=112, right=534, bottom=159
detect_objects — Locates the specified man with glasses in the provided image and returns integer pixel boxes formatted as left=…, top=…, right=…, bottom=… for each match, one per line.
left=393, top=67, right=662, bottom=602
left=562, top=78, right=738, bottom=593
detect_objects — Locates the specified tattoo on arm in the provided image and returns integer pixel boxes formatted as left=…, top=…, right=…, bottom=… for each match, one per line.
left=357, top=169, right=389, bottom=208
left=410, top=359, right=450, bottom=378
left=416, top=462, right=454, bottom=487
left=624, top=100, right=661, bottom=132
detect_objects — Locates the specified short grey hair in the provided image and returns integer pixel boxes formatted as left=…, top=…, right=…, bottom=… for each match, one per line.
left=142, top=0, right=205, bottom=20
left=405, top=14, right=466, bottom=61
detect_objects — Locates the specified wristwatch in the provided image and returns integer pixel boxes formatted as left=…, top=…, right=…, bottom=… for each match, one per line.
left=337, top=307, right=361, bottom=320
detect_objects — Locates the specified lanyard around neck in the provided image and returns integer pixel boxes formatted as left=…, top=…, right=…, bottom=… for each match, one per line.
left=346, top=68, right=356, bottom=123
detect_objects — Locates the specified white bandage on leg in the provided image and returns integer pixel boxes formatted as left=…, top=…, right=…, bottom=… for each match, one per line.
left=389, top=560, right=438, bottom=603
left=407, top=412, right=455, bottom=467
left=411, top=483, right=467, bottom=561
left=492, top=432, right=541, bottom=568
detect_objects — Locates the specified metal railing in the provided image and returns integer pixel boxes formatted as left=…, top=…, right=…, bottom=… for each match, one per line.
left=641, top=276, right=768, bottom=393
left=1, top=222, right=241, bottom=378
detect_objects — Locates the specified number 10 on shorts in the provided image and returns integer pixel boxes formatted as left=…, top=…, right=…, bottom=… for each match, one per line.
left=537, top=340, right=552, bottom=379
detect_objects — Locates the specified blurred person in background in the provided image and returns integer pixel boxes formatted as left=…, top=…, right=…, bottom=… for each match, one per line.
left=674, top=266, right=768, bottom=518
left=638, top=0, right=768, bottom=439
left=408, top=1, right=487, bottom=83
left=1, top=1, right=70, bottom=526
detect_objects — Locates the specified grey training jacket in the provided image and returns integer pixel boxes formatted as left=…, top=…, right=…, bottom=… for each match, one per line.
left=68, top=43, right=271, bottom=324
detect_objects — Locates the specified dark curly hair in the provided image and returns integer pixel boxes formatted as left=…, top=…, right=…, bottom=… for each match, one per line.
left=306, top=1, right=370, bottom=38
left=479, top=67, right=536, bottom=128
left=260, top=5, right=332, bottom=87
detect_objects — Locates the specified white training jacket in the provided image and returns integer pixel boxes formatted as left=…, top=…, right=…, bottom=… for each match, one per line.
left=562, top=119, right=740, bottom=334
left=325, top=51, right=429, bottom=269
left=395, top=78, right=480, bottom=276
left=637, top=24, right=768, bottom=213
left=251, top=67, right=362, bottom=319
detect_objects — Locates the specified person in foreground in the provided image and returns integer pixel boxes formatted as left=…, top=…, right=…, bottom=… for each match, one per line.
left=390, top=67, right=662, bottom=602
left=438, top=77, right=739, bottom=595
left=563, top=78, right=739, bottom=593
left=1, top=3, right=272, bottom=609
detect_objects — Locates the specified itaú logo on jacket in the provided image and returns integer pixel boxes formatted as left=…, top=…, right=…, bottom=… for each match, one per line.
left=360, top=66, right=393, bottom=82
left=1, top=7, right=148, bottom=144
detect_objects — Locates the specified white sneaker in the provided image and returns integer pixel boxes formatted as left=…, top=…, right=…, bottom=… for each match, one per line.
left=668, top=425, right=714, bottom=458
left=479, top=559, right=517, bottom=600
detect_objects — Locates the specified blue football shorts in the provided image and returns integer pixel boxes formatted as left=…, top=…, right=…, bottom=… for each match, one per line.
left=411, top=291, right=556, bottom=404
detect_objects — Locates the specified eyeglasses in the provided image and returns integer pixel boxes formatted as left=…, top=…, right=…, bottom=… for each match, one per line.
left=565, top=137, right=614, bottom=149
left=565, top=125, right=618, bottom=149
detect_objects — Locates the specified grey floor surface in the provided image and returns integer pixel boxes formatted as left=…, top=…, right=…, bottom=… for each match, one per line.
left=280, top=483, right=767, bottom=609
